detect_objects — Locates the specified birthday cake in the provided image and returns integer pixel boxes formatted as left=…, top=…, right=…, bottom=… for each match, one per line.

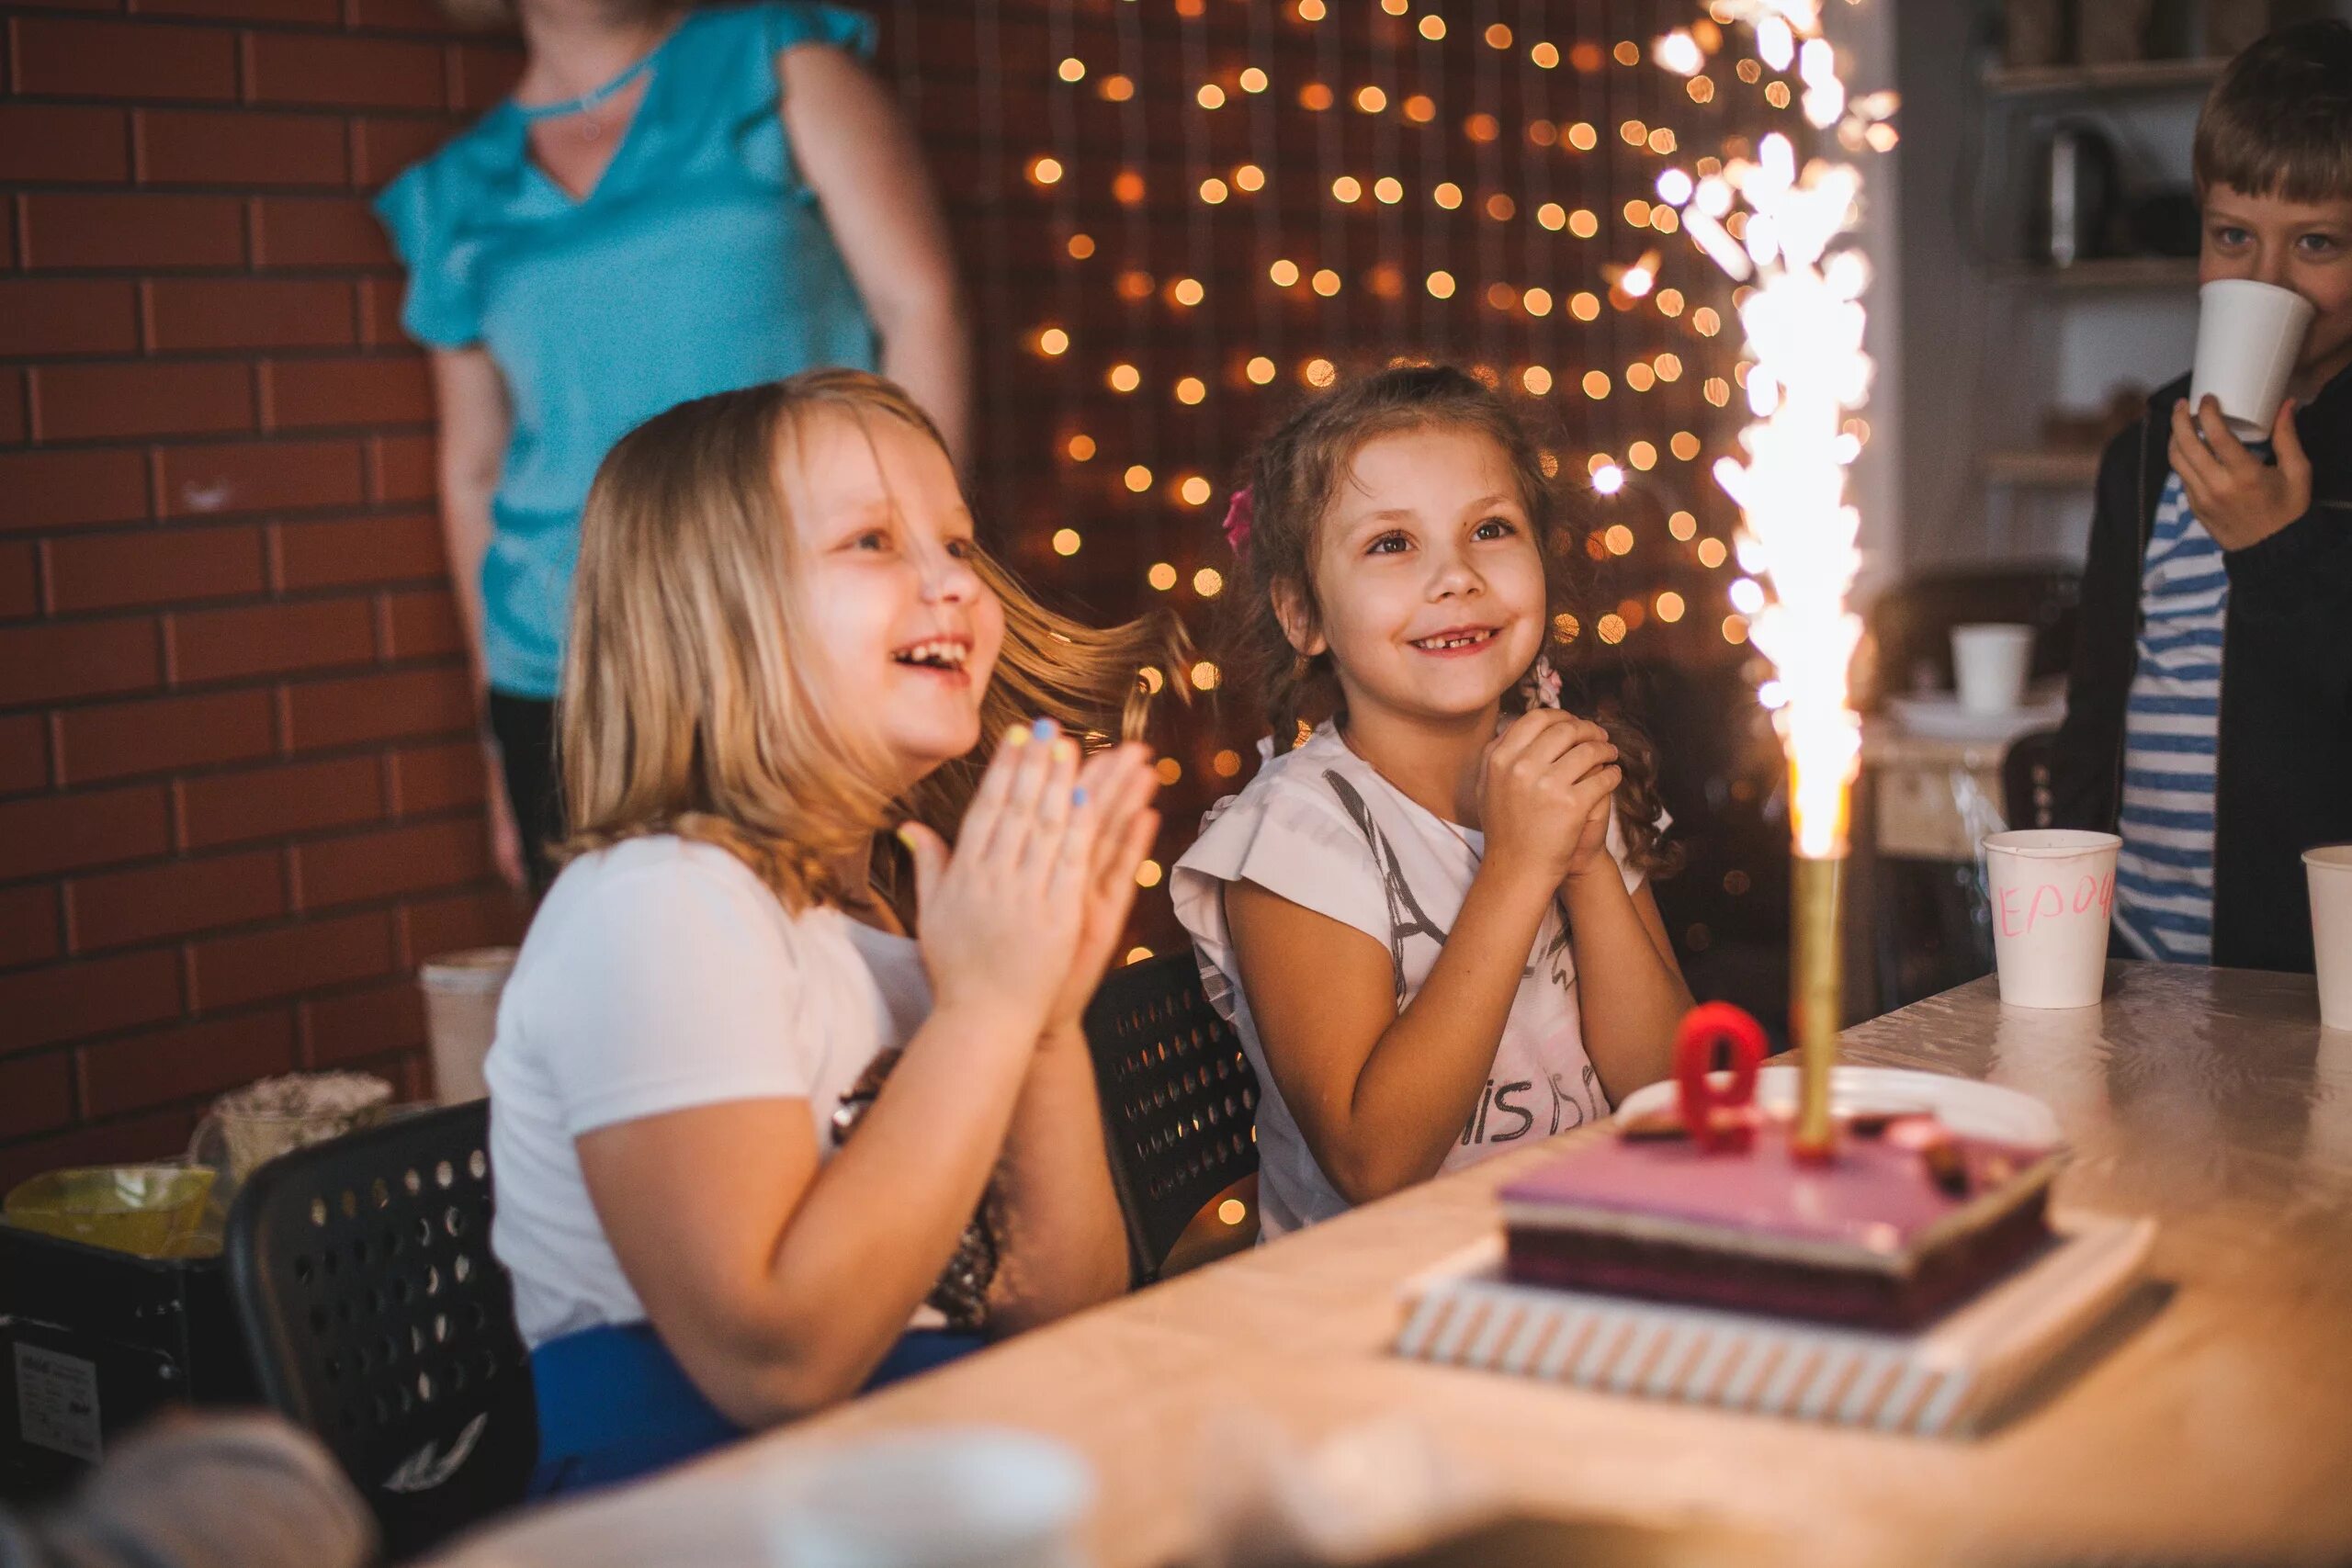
left=1498, top=1006, right=2062, bottom=1331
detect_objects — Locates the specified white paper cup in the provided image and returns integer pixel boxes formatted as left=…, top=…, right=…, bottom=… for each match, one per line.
left=419, top=947, right=516, bottom=1105
left=1951, top=623, right=2035, bottom=715
left=771, top=1429, right=1092, bottom=1568
left=2189, top=278, right=2315, bottom=441
left=1984, top=829, right=2120, bottom=1010
left=2306, top=846, right=2352, bottom=1032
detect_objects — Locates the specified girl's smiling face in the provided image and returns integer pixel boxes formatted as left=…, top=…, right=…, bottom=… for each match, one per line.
left=1278, top=423, right=1547, bottom=731
left=782, top=410, right=1006, bottom=784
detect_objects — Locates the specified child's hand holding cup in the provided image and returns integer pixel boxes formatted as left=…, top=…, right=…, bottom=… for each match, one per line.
left=2189, top=278, right=2314, bottom=441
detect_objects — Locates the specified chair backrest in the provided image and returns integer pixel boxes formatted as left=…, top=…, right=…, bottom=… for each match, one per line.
left=2003, top=728, right=2064, bottom=832
left=224, top=1100, right=534, bottom=1562
left=1082, top=953, right=1260, bottom=1282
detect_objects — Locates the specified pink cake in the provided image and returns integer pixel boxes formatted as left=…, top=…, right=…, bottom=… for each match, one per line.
left=1498, top=1113, right=2061, bottom=1330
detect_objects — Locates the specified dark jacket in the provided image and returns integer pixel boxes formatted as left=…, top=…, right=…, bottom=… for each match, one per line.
left=2051, top=364, right=2352, bottom=973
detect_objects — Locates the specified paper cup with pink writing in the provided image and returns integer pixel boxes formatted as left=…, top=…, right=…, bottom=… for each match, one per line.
left=1984, top=829, right=2121, bottom=1009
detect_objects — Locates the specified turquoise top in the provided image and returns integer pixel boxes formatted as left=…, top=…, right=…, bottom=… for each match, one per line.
left=375, top=3, right=879, bottom=699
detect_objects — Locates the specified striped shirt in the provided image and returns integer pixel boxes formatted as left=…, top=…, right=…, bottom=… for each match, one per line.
left=2112, top=468, right=2229, bottom=962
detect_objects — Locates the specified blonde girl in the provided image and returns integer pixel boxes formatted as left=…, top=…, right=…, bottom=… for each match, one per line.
left=486, top=369, right=1167, bottom=1492
left=1171, top=365, right=1690, bottom=1240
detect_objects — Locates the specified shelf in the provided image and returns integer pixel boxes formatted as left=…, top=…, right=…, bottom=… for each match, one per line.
left=1983, top=56, right=2226, bottom=99
left=1995, top=256, right=2199, bottom=289
left=1985, top=448, right=2103, bottom=488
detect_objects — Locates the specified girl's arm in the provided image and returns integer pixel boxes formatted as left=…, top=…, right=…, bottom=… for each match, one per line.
left=575, top=1001, right=1041, bottom=1430
left=575, top=731, right=1102, bottom=1430
left=985, top=745, right=1164, bottom=1324
left=1557, top=869, right=1690, bottom=1103
left=426, top=347, right=524, bottom=890
left=782, top=44, right=972, bottom=468
left=1225, top=859, right=1564, bottom=1203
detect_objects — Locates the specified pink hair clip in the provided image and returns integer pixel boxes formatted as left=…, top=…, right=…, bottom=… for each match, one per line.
left=1221, top=486, right=1254, bottom=555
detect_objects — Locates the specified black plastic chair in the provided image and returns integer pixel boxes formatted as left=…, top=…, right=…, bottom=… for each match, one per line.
left=2003, top=728, right=2064, bottom=831
left=1083, top=953, right=1260, bottom=1282
left=224, top=1100, right=535, bottom=1562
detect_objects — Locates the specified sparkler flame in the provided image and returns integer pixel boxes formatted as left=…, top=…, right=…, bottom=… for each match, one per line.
left=1653, top=0, right=1894, bottom=860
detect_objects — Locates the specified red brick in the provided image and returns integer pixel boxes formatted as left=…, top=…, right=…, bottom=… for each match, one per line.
left=166, top=596, right=376, bottom=683
left=157, top=438, right=367, bottom=520
left=21, top=193, right=246, bottom=271
left=285, top=666, right=470, bottom=751
left=277, top=511, right=443, bottom=590
left=399, top=884, right=521, bottom=966
left=345, top=0, right=469, bottom=30
left=358, top=276, right=406, bottom=347
left=0, top=1108, right=202, bottom=1197
left=67, top=848, right=286, bottom=952
left=295, top=816, right=484, bottom=909
left=78, top=1007, right=300, bottom=1118
left=177, top=753, right=382, bottom=849
left=0, top=280, right=140, bottom=357
left=145, top=278, right=356, bottom=353
left=0, top=946, right=183, bottom=1053
left=0, top=785, right=171, bottom=879
left=261, top=355, right=432, bottom=430
left=0, top=618, right=163, bottom=706
left=0, top=716, right=51, bottom=795
left=0, top=885, right=63, bottom=970
left=244, top=32, right=444, bottom=110
left=0, top=106, right=128, bottom=183
left=251, top=197, right=394, bottom=268
left=300, top=975, right=425, bottom=1068
left=370, top=434, right=435, bottom=503
left=0, top=547, right=36, bottom=619
left=46, top=524, right=265, bottom=613
left=56, top=687, right=277, bottom=785
left=0, top=1054, right=74, bottom=1142
left=449, top=43, right=524, bottom=111
left=134, top=0, right=338, bottom=22
left=0, top=449, right=152, bottom=533
left=189, top=908, right=392, bottom=1010
left=388, top=739, right=486, bottom=815
left=12, top=17, right=240, bottom=100
left=30, top=362, right=254, bottom=443
left=379, top=586, right=464, bottom=659
left=135, top=109, right=348, bottom=188
left=351, top=116, right=454, bottom=186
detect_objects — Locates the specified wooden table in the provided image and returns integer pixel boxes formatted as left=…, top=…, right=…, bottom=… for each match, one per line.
left=444, top=964, right=2352, bottom=1568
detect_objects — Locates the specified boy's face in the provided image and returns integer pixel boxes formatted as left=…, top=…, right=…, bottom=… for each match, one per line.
left=2200, top=183, right=2352, bottom=391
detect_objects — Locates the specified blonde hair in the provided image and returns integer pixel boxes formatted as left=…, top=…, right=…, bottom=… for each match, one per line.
left=557, top=369, right=1182, bottom=913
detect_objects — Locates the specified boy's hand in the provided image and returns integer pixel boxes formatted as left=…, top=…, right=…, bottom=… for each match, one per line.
left=2170, top=395, right=2312, bottom=551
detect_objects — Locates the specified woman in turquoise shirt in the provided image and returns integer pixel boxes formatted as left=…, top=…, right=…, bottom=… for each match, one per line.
left=377, top=0, right=967, bottom=893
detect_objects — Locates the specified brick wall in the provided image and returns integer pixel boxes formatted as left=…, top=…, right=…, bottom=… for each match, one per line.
left=2, top=0, right=1751, bottom=1186
left=0, top=0, right=527, bottom=1189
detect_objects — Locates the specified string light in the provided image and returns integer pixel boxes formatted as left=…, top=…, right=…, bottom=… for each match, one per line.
left=1067, top=233, right=1095, bottom=259
left=1177, top=475, right=1212, bottom=505
left=1566, top=121, right=1598, bottom=151
left=1199, top=176, right=1230, bottom=203
left=1148, top=562, right=1178, bottom=590
left=1698, top=537, right=1730, bottom=568
left=1052, top=528, right=1082, bottom=555
left=1269, top=258, right=1301, bottom=287
left=1669, top=509, right=1698, bottom=540
left=1418, top=14, right=1445, bottom=40
left=1374, top=176, right=1403, bottom=204
left=1355, top=85, right=1387, bottom=112
left=1197, top=83, right=1227, bottom=108
left=1302, top=356, right=1338, bottom=387
left=1066, top=433, right=1095, bottom=461
left=1537, top=202, right=1566, bottom=231
left=1212, top=750, right=1242, bottom=777
left=1108, top=363, right=1140, bottom=392
left=1404, top=93, right=1436, bottom=122
left=1035, top=326, right=1069, bottom=356
left=1522, top=287, right=1553, bottom=315
left=1530, top=40, right=1560, bottom=68
left=1099, top=73, right=1135, bottom=101
left=1124, top=464, right=1153, bottom=491
left=1521, top=365, right=1554, bottom=395
left=1246, top=355, right=1277, bottom=384
left=1028, top=155, right=1064, bottom=186
left=1239, top=65, right=1269, bottom=92
left=1235, top=163, right=1266, bottom=191
left=1656, top=591, right=1686, bottom=623
left=1155, top=758, right=1183, bottom=784
left=1332, top=175, right=1363, bottom=202
left=1193, top=566, right=1225, bottom=595
left=1425, top=269, right=1456, bottom=299
left=1311, top=267, right=1341, bottom=296
left=1057, top=56, right=1086, bottom=83
left=1568, top=209, right=1600, bottom=238
left=1433, top=182, right=1464, bottom=209
left=1189, top=660, right=1221, bottom=690
left=1604, top=524, right=1634, bottom=553
left=1175, top=376, right=1206, bottom=404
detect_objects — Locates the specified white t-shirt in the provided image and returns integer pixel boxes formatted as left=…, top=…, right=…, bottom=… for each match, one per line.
left=485, top=835, right=930, bottom=1348
left=1170, top=722, right=1652, bottom=1241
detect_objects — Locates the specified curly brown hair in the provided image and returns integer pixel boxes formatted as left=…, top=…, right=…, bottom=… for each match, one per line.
left=1222, top=363, right=1674, bottom=876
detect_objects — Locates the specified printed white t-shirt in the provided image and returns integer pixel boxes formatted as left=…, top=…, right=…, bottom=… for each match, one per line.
left=485, top=834, right=929, bottom=1348
left=1170, top=721, right=1653, bottom=1241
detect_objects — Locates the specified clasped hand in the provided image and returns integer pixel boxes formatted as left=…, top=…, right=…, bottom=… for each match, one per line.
left=1477, top=709, right=1622, bottom=887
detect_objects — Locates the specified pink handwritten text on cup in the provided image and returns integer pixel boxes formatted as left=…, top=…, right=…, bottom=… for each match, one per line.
left=1998, top=873, right=2116, bottom=939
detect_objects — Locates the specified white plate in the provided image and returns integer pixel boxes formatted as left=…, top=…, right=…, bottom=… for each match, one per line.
left=1611, top=1063, right=2063, bottom=1148
left=1886, top=693, right=2066, bottom=744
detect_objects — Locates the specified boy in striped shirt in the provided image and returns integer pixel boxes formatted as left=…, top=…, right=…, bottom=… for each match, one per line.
left=2052, top=20, right=2352, bottom=975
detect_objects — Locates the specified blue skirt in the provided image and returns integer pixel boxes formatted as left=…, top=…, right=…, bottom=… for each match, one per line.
left=527, top=1322, right=984, bottom=1496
